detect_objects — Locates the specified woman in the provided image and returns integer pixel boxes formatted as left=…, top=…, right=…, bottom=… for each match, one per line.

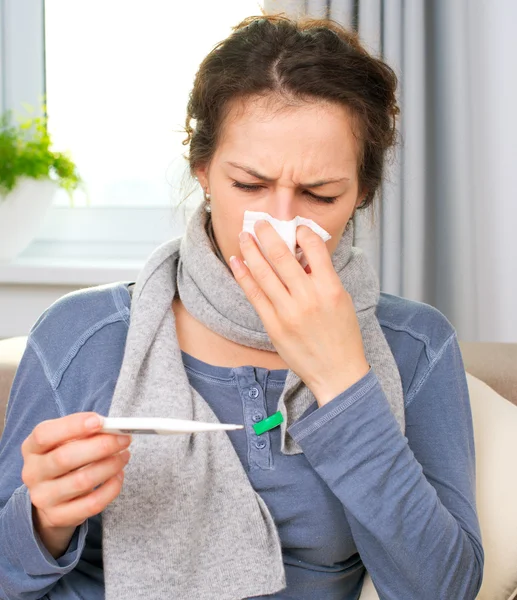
left=0, top=15, right=483, bottom=600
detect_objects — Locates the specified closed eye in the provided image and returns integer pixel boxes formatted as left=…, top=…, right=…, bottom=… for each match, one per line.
left=231, top=181, right=337, bottom=204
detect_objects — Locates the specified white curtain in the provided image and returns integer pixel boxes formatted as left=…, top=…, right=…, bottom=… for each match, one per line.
left=264, top=0, right=517, bottom=343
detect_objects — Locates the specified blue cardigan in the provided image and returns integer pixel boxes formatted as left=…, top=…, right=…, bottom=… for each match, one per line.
left=0, top=283, right=483, bottom=599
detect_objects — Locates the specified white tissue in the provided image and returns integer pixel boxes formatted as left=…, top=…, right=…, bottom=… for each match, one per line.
left=242, top=210, right=331, bottom=270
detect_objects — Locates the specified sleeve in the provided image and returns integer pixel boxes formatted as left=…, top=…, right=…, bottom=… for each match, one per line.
left=288, top=333, right=483, bottom=600
left=0, top=340, right=89, bottom=600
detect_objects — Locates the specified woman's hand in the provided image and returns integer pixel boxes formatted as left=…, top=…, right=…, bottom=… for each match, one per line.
left=21, top=412, right=131, bottom=558
left=229, top=220, right=370, bottom=406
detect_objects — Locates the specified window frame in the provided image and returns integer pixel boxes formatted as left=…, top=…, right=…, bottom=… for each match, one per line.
left=1, top=0, right=191, bottom=260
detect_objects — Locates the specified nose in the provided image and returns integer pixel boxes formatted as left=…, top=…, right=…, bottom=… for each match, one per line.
left=268, top=188, right=298, bottom=221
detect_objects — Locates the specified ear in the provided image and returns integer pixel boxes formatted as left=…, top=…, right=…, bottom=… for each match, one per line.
left=355, top=191, right=369, bottom=209
left=195, top=165, right=209, bottom=193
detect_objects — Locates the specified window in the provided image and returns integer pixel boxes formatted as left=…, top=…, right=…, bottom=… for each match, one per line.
left=2, top=0, right=263, bottom=256
left=45, top=0, right=263, bottom=210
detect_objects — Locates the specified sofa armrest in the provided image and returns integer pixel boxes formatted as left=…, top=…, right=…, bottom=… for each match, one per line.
left=0, top=336, right=28, bottom=438
left=459, top=341, right=517, bottom=406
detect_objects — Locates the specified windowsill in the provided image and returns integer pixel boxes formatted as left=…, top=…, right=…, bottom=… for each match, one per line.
left=0, top=255, right=143, bottom=286
left=0, top=205, right=188, bottom=287
left=0, top=241, right=151, bottom=286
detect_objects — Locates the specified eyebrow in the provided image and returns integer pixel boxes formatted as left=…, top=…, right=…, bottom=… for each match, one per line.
left=226, top=161, right=349, bottom=188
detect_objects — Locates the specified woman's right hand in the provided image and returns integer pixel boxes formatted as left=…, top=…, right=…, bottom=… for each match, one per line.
left=21, top=412, right=131, bottom=559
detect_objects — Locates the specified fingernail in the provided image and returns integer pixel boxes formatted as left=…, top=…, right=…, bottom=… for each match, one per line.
left=117, top=435, right=131, bottom=446
left=239, top=231, right=251, bottom=243
left=229, top=255, right=243, bottom=273
left=85, top=415, right=101, bottom=430
left=117, top=471, right=124, bottom=482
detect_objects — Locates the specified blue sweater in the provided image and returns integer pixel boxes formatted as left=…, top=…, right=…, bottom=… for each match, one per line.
left=0, top=283, right=483, bottom=600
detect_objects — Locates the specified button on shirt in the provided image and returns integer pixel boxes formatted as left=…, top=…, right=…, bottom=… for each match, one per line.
left=0, top=283, right=483, bottom=600
left=248, top=386, right=260, bottom=398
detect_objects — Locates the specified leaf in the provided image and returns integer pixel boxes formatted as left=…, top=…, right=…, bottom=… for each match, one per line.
left=0, top=105, right=82, bottom=204
left=21, top=102, right=35, bottom=114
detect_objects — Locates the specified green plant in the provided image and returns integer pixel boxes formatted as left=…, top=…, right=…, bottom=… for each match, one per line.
left=0, top=106, right=81, bottom=201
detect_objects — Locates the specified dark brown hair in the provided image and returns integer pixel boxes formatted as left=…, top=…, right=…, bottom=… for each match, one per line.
left=184, top=14, right=399, bottom=209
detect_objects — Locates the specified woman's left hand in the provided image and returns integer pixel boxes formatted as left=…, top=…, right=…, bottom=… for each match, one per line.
left=229, top=220, right=370, bottom=407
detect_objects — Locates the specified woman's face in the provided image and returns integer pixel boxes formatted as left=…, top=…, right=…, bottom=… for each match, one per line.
left=196, top=96, right=365, bottom=265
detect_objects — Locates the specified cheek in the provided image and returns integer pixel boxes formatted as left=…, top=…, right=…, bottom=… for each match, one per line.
left=324, top=218, right=351, bottom=254
left=210, top=206, right=245, bottom=261
left=323, top=217, right=348, bottom=240
left=326, top=238, right=341, bottom=256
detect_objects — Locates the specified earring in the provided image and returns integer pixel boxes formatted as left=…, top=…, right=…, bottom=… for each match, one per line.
left=204, top=191, right=211, bottom=213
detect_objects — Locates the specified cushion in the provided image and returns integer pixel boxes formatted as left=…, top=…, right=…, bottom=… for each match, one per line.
left=359, top=573, right=378, bottom=600
left=460, top=342, right=517, bottom=406
left=359, top=373, right=517, bottom=600
left=0, top=336, right=27, bottom=438
left=468, top=373, right=517, bottom=600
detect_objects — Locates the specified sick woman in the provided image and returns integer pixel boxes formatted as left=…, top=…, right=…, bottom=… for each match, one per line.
left=0, top=15, right=483, bottom=600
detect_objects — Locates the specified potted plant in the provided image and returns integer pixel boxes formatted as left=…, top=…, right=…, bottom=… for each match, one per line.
left=0, top=107, right=81, bottom=261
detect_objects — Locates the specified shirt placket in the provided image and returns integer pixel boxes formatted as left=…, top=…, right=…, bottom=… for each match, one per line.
left=234, top=366, right=273, bottom=470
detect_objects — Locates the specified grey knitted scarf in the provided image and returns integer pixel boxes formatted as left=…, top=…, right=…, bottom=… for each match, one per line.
left=102, top=202, right=404, bottom=600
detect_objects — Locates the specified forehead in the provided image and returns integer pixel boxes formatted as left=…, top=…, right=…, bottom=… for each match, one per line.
left=215, top=95, right=359, bottom=177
